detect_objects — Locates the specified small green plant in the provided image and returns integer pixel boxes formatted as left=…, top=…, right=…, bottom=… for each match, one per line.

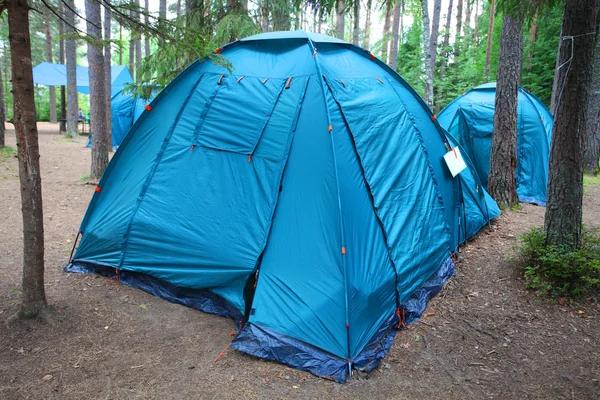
left=516, top=227, right=600, bottom=298
left=510, top=203, right=523, bottom=211
left=79, top=174, right=90, bottom=182
left=583, top=174, right=600, bottom=188
left=0, top=146, right=17, bottom=162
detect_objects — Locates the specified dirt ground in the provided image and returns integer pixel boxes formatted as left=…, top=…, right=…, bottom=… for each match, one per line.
left=1, top=122, right=599, bottom=400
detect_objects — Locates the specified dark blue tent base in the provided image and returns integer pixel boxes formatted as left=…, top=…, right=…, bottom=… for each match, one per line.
left=65, top=255, right=454, bottom=382
left=519, top=196, right=546, bottom=207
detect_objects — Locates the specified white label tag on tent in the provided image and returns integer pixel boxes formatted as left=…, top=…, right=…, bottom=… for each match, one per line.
left=443, top=146, right=467, bottom=177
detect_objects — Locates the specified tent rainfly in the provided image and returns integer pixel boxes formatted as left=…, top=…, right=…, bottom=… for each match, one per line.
left=438, top=83, right=553, bottom=206
left=66, top=31, right=498, bottom=382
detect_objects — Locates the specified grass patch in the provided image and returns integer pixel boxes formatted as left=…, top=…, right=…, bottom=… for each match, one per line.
left=516, top=227, right=600, bottom=298
left=0, top=146, right=17, bottom=162
left=79, top=174, right=90, bottom=182
left=510, top=203, right=523, bottom=211
left=583, top=174, right=600, bottom=188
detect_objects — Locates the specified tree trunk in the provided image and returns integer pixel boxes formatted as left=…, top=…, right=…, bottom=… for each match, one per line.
left=86, top=0, right=109, bottom=180
left=0, top=55, right=4, bottom=148
left=421, top=0, right=433, bottom=109
left=144, top=0, right=151, bottom=57
left=65, top=0, right=78, bottom=139
left=44, top=13, right=57, bottom=124
left=465, top=0, right=472, bottom=30
left=335, top=0, right=345, bottom=40
left=389, top=1, right=402, bottom=70
left=135, top=0, right=142, bottom=82
left=584, top=30, right=600, bottom=174
left=129, top=8, right=135, bottom=78
left=59, top=0, right=66, bottom=130
left=436, top=0, right=453, bottom=108
left=484, top=0, right=496, bottom=81
left=546, top=0, right=599, bottom=248
left=454, top=0, right=464, bottom=56
left=105, top=1, right=113, bottom=151
left=353, top=0, right=360, bottom=46
left=177, top=0, right=182, bottom=18
left=381, top=0, right=393, bottom=63
left=119, top=18, right=123, bottom=65
left=474, top=0, right=480, bottom=42
left=6, top=0, right=47, bottom=318
left=160, top=0, right=167, bottom=20
left=363, top=0, right=372, bottom=49
left=430, top=0, right=442, bottom=86
left=259, top=0, right=269, bottom=32
left=527, top=15, right=538, bottom=70
left=488, top=13, right=523, bottom=209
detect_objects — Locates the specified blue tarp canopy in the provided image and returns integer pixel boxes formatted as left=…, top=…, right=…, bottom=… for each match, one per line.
left=66, top=30, right=498, bottom=382
left=438, top=83, right=553, bottom=206
left=32, top=62, right=133, bottom=95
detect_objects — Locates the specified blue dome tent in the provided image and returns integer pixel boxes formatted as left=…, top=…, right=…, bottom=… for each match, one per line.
left=66, top=31, right=497, bottom=381
left=437, top=83, right=553, bottom=206
left=86, top=90, right=152, bottom=149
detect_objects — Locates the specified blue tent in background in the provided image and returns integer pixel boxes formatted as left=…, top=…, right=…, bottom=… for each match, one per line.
left=32, top=62, right=133, bottom=95
left=438, top=83, right=553, bottom=206
left=66, top=31, right=497, bottom=382
left=86, top=90, right=152, bottom=149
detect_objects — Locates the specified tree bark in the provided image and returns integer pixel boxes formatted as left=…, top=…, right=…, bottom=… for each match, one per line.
left=527, top=15, right=538, bottom=70
left=135, top=0, right=142, bottom=82
left=335, top=0, right=345, bottom=40
left=58, top=0, right=66, bottom=130
left=430, top=0, right=442, bottom=90
left=105, top=1, right=113, bottom=150
left=65, top=0, right=78, bottom=139
left=159, top=0, right=167, bottom=20
left=0, top=54, right=4, bottom=148
left=465, top=0, right=473, bottom=30
left=484, top=0, right=496, bottom=81
left=129, top=8, right=135, bottom=79
left=381, top=0, right=393, bottom=63
left=259, top=0, right=269, bottom=32
left=488, top=13, right=523, bottom=209
left=455, top=0, right=464, bottom=56
left=6, top=0, right=48, bottom=318
left=144, top=0, right=151, bottom=57
left=44, top=13, right=57, bottom=124
left=546, top=0, right=599, bottom=248
left=421, top=0, right=433, bottom=109
left=363, top=0, right=372, bottom=49
left=353, top=0, right=360, bottom=46
left=436, top=0, right=453, bottom=109
left=584, top=30, right=600, bottom=174
left=177, top=0, right=182, bottom=18
left=389, top=1, right=402, bottom=70
left=86, top=0, right=109, bottom=180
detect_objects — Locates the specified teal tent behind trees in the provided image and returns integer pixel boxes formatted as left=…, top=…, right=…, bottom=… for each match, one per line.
left=437, top=83, right=553, bottom=206
left=32, top=62, right=133, bottom=95
left=66, top=31, right=498, bottom=382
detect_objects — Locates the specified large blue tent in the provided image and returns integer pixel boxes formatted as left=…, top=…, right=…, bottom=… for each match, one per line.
left=438, top=83, right=553, bottom=206
left=32, top=62, right=133, bottom=95
left=66, top=31, right=496, bottom=381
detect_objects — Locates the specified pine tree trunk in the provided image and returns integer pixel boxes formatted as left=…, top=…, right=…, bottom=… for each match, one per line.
left=436, top=0, right=453, bottom=109
left=484, top=0, right=496, bottom=81
left=119, top=20, right=123, bottom=65
left=389, top=1, right=401, bottom=70
left=584, top=31, right=600, bottom=174
left=430, top=0, right=442, bottom=85
left=177, top=0, right=182, bottom=18
left=353, top=0, right=360, bottom=46
left=465, top=0, right=472, bottom=29
left=105, top=1, right=113, bottom=150
left=6, top=0, right=47, bottom=318
left=0, top=57, right=4, bottom=148
left=259, top=0, right=269, bottom=32
left=363, top=0, right=372, bottom=49
left=546, top=0, right=599, bottom=248
left=44, top=13, right=57, bottom=124
left=59, top=0, right=66, bottom=129
left=144, top=0, right=151, bottom=57
left=455, top=0, right=464, bottom=56
left=381, top=0, right=393, bottom=63
left=527, top=16, right=538, bottom=70
left=474, top=0, right=480, bottom=43
left=135, top=0, right=142, bottom=82
left=129, top=9, right=135, bottom=78
left=65, top=0, right=78, bottom=139
left=160, top=0, right=167, bottom=20
left=86, top=0, right=109, bottom=180
left=335, top=0, right=345, bottom=40
left=488, top=13, right=523, bottom=209
left=421, top=0, right=433, bottom=108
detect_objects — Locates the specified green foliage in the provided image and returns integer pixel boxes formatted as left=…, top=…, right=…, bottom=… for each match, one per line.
left=517, top=227, right=600, bottom=298
left=0, top=145, right=17, bottom=162
left=396, top=18, right=424, bottom=97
